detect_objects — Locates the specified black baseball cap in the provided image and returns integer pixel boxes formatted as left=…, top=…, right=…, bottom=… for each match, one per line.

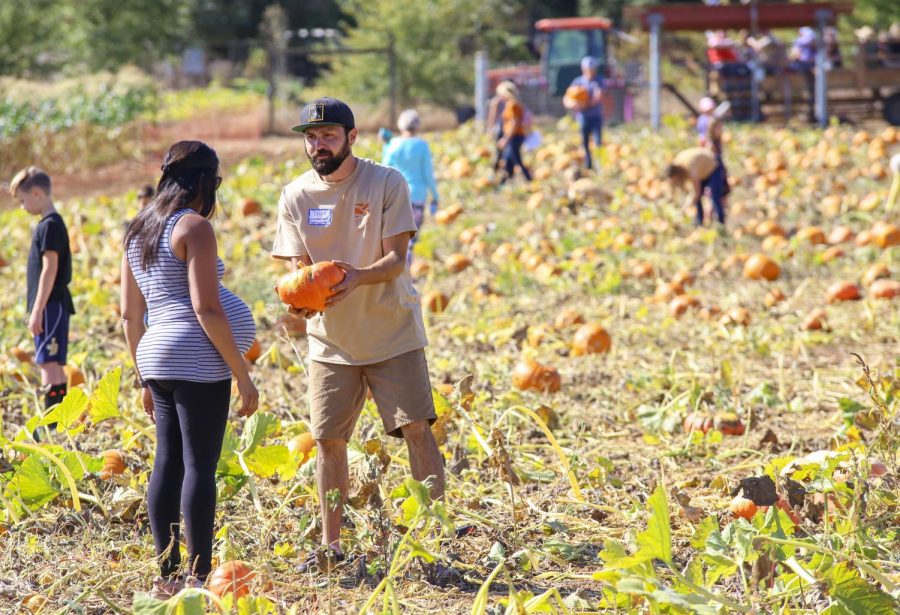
left=292, top=97, right=356, bottom=133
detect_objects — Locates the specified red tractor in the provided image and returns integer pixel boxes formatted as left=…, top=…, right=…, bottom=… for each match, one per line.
left=486, top=17, right=638, bottom=123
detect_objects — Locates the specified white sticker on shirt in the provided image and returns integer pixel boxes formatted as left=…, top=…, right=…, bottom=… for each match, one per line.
left=308, top=208, right=333, bottom=227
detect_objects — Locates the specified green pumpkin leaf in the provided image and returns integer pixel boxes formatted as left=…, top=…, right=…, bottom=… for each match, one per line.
left=88, top=367, right=121, bottom=423
left=40, top=386, right=88, bottom=430
left=14, top=455, right=59, bottom=506
left=635, top=484, right=673, bottom=564
left=240, top=412, right=279, bottom=454
left=432, top=388, right=453, bottom=417
left=825, top=562, right=899, bottom=615
left=244, top=444, right=289, bottom=478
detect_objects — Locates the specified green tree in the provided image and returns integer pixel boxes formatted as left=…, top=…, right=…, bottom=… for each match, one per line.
left=0, top=2, right=65, bottom=76
left=851, top=0, right=900, bottom=24
left=64, top=0, right=193, bottom=72
left=320, top=0, right=530, bottom=109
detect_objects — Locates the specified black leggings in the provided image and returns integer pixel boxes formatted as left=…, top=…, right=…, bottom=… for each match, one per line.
left=146, top=378, right=230, bottom=579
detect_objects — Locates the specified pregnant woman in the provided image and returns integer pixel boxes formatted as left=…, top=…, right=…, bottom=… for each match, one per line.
left=120, top=140, right=258, bottom=598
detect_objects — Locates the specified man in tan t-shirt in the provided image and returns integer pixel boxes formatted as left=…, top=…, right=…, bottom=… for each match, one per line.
left=666, top=147, right=727, bottom=226
left=271, top=97, right=444, bottom=572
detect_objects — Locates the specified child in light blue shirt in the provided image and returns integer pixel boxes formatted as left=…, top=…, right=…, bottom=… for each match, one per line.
left=381, top=109, right=439, bottom=264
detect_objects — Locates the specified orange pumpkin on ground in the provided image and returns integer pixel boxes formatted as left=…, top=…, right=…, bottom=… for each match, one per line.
left=511, top=358, right=561, bottom=393
left=99, top=450, right=126, bottom=480
left=423, top=291, right=450, bottom=313
left=669, top=294, right=700, bottom=318
left=724, top=307, right=751, bottom=326
left=244, top=339, right=262, bottom=363
left=434, top=204, right=463, bottom=225
left=287, top=433, right=316, bottom=464
left=671, top=269, right=695, bottom=288
left=652, top=281, right=684, bottom=303
left=630, top=261, right=655, bottom=278
left=873, top=222, right=900, bottom=249
left=208, top=560, right=256, bottom=598
left=755, top=220, right=786, bottom=238
left=445, top=253, right=472, bottom=273
left=276, top=262, right=345, bottom=312
left=825, top=281, right=861, bottom=303
left=730, top=496, right=758, bottom=520
left=553, top=308, right=585, bottom=329
left=571, top=323, right=611, bottom=356
left=10, top=347, right=33, bottom=363
left=743, top=254, right=780, bottom=281
left=822, top=246, right=844, bottom=262
left=854, top=230, right=873, bottom=247
left=860, top=263, right=889, bottom=287
left=715, top=412, right=745, bottom=435
left=796, top=226, right=826, bottom=245
left=65, top=365, right=86, bottom=388
left=409, top=261, right=431, bottom=278
left=801, top=309, right=827, bottom=331
left=764, top=288, right=786, bottom=308
left=869, top=279, right=900, bottom=300
left=827, top=226, right=854, bottom=245
left=241, top=198, right=262, bottom=216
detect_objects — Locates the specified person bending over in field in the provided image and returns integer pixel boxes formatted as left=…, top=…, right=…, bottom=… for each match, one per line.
left=121, top=141, right=258, bottom=598
left=10, top=167, right=74, bottom=434
left=272, top=97, right=444, bottom=573
left=666, top=146, right=727, bottom=227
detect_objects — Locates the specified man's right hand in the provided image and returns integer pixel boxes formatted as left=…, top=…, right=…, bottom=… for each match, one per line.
left=289, top=306, right=321, bottom=319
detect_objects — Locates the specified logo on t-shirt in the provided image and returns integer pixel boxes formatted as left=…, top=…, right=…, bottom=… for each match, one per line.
left=307, top=208, right=333, bottom=226
left=353, top=202, right=369, bottom=217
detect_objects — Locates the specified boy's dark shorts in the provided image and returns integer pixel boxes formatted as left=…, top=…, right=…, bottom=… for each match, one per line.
left=33, top=301, right=69, bottom=365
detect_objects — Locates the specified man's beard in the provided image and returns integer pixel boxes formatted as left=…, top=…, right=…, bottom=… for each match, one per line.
left=309, top=139, right=351, bottom=176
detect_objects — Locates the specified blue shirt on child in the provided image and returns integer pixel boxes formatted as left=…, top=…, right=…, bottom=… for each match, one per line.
left=382, top=137, right=439, bottom=205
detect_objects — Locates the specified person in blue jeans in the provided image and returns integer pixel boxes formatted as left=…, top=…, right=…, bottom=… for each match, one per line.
left=666, top=147, right=726, bottom=226
left=564, top=56, right=604, bottom=170
left=381, top=109, right=439, bottom=264
left=497, top=81, right=532, bottom=184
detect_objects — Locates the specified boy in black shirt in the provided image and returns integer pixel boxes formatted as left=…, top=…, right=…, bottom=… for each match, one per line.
left=10, top=167, right=75, bottom=414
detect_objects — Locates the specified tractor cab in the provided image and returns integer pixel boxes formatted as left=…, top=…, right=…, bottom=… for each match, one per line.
left=485, top=16, right=634, bottom=123
left=535, top=17, right=613, bottom=97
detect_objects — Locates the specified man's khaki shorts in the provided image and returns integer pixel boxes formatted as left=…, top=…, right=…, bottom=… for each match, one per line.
left=308, top=348, right=436, bottom=440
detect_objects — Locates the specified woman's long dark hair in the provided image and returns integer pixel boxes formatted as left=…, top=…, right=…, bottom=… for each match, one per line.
left=124, top=141, right=220, bottom=270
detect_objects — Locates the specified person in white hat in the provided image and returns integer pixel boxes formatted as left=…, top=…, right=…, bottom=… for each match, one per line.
left=563, top=56, right=605, bottom=170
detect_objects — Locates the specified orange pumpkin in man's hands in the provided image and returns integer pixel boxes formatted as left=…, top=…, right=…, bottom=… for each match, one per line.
left=276, top=262, right=345, bottom=312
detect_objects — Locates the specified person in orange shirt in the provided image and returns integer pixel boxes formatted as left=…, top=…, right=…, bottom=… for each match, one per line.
left=497, top=81, right=532, bottom=183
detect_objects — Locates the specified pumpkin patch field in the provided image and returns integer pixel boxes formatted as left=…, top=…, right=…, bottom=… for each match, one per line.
left=1, top=119, right=898, bottom=614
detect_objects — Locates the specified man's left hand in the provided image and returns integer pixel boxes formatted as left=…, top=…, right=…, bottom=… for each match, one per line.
left=327, top=261, right=362, bottom=306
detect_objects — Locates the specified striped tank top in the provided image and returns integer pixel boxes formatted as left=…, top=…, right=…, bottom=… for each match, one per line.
left=127, top=208, right=256, bottom=382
